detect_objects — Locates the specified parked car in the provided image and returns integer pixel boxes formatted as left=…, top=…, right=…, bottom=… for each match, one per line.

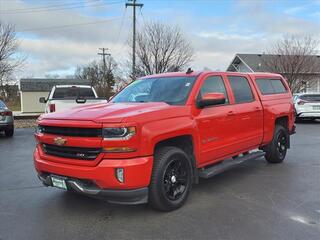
left=34, top=71, right=295, bottom=211
left=294, top=93, right=320, bottom=121
left=0, top=100, right=14, bottom=137
left=39, top=85, right=108, bottom=113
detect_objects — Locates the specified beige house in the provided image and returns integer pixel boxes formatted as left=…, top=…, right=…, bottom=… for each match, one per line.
left=20, top=78, right=90, bottom=113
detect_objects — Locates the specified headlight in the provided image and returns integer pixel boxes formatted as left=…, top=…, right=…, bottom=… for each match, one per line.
left=35, top=125, right=44, bottom=134
left=102, top=127, right=136, bottom=140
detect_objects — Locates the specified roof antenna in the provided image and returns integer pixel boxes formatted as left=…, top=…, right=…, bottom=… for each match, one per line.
left=186, top=68, right=193, bottom=74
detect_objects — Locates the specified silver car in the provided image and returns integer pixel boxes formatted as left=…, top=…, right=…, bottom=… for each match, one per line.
left=0, top=100, right=14, bottom=137
left=294, top=93, right=320, bottom=121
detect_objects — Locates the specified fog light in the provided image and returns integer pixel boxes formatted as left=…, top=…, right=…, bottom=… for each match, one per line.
left=116, top=168, right=124, bottom=183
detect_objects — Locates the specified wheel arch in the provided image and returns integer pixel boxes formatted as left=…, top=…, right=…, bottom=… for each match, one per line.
left=154, top=135, right=199, bottom=184
left=275, top=115, right=289, bottom=130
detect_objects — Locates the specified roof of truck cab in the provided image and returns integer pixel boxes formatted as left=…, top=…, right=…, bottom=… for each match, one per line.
left=246, top=72, right=283, bottom=78
left=55, top=85, right=92, bottom=88
left=140, top=71, right=283, bottom=79
left=140, top=71, right=202, bottom=79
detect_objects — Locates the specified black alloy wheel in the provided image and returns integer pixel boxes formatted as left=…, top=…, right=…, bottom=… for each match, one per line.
left=149, top=146, right=192, bottom=211
left=162, top=157, right=188, bottom=201
left=264, top=124, right=288, bottom=164
left=276, top=132, right=287, bottom=160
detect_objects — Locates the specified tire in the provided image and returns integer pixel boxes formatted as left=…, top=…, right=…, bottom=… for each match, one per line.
left=149, top=146, right=193, bottom=212
left=5, top=128, right=14, bottom=137
left=264, top=125, right=288, bottom=164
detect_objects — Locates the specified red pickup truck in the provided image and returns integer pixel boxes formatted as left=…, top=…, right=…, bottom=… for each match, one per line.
left=34, top=71, right=295, bottom=211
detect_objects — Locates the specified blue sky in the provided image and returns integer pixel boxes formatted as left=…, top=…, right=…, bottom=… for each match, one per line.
left=1, top=0, right=320, bottom=78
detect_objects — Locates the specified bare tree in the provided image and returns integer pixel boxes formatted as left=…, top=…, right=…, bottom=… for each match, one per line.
left=75, top=57, right=117, bottom=99
left=0, top=22, right=24, bottom=99
left=263, top=35, right=320, bottom=93
left=131, top=22, right=194, bottom=78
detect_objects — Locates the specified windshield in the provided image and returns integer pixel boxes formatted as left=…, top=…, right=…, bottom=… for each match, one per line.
left=0, top=100, right=7, bottom=109
left=300, top=94, right=320, bottom=102
left=112, top=76, right=196, bottom=105
left=52, top=87, right=95, bottom=99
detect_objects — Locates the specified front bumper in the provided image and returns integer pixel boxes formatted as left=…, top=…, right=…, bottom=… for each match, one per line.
left=38, top=174, right=148, bottom=204
left=34, top=147, right=153, bottom=204
left=296, top=112, right=320, bottom=118
left=0, top=123, right=13, bottom=131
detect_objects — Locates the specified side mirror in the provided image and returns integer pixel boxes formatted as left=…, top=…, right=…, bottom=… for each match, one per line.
left=197, top=92, right=226, bottom=108
left=39, top=97, right=47, bottom=103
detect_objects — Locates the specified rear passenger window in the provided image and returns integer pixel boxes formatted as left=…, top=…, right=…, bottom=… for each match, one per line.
left=256, top=79, right=287, bottom=95
left=227, top=76, right=254, bottom=103
left=270, top=79, right=287, bottom=93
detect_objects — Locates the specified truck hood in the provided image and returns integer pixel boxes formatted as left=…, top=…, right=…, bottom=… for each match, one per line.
left=42, top=102, right=189, bottom=123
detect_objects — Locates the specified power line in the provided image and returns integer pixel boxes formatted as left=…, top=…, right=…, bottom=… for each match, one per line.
left=17, top=17, right=123, bottom=32
left=0, top=0, right=123, bottom=14
left=0, top=1, right=94, bottom=12
left=114, top=8, right=127, bottom=45
left=125, top=0, right=143, bottom=79
left=139, top=7, right=146, bottom=27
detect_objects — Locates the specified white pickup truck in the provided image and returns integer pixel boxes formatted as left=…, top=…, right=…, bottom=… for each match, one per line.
left=39, top=85, right=107, bottom=113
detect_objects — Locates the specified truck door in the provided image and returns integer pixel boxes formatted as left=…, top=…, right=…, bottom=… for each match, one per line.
left=194, top=75, right=239, bottom=165
left=226, top=75, right=263, bottom=150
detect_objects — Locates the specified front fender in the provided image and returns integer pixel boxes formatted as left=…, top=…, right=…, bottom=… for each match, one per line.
left=140, top=117, right=199, bottom=158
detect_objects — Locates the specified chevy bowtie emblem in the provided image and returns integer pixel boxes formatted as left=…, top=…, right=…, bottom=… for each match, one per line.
left=53, top=137, right=67, bottom=146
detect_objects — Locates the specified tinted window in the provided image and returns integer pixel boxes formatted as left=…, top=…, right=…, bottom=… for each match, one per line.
left=112, top=77, right=196, bottom=105
left=271, top=79, right=287, bottom=93
left=78, top=88, right=95, bottom=98
left=300, top=94, right=320, bottom=102
left=228, top=76, right=254, bottom=103
left=256, top=79, right=274, bottom=94
left=52, top=87, right=95, bottom=99
left=0, top=100, right=6, bottom=109
left=200, top=76, right=229, bottom=104
left=256, top=79, right=287, bottom=95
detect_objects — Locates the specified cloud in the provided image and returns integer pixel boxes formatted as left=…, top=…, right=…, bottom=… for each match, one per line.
left=2, top=0, right=131, bottom=77
left=18, top=37, right=130, bottom=76
left=3, top=1, right=128, bottom=43
left=190, top=31, right=270, bottom=72
left=233, top=1, right=320, bottom=37
left=189, top=0, right=320, bottom=71
left=3, top=0, right=320, bottom=78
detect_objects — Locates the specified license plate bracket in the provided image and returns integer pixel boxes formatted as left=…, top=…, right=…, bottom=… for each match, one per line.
left=51, top=175, right=68, bottom=190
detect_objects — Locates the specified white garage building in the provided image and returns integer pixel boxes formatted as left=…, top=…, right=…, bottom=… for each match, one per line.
left=20, top=78, right=90, bottom=113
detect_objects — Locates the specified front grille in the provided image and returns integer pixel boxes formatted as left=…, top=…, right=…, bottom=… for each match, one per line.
left=39, top=125, right=102, bottom=137
left=42, top=144, right=101, bottom=160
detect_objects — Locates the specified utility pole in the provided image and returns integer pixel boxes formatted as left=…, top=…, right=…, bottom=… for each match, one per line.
left=98, top=48, right=112, bottom=98
left=126, top=0, right=143, bottom=79
left=98, top=47, right=111, bottom=70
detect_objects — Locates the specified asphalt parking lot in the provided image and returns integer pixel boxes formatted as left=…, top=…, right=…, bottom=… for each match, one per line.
left=0, top=122, right=320, bottom=240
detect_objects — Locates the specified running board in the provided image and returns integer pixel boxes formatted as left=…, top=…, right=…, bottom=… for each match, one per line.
left=199, top=151, right=265, bottom=179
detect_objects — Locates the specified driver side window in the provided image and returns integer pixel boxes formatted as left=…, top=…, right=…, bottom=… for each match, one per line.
left=200, top=76, right=229, bottom=104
